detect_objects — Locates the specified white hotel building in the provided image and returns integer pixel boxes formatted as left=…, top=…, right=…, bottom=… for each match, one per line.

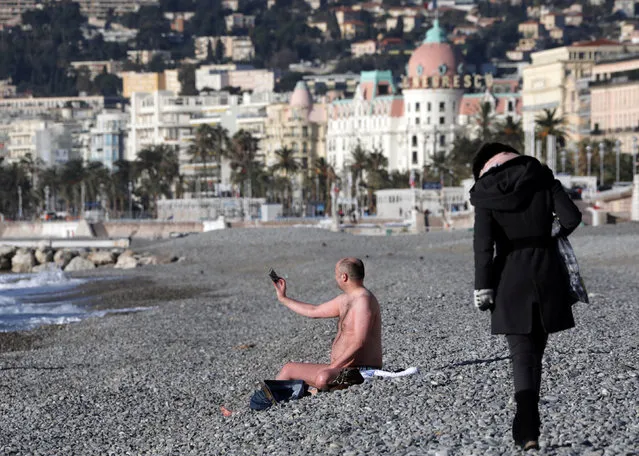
left=326, top=20, right=519, bottom=177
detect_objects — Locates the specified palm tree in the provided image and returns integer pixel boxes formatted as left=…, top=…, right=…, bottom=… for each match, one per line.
left=228, top=130, right=259, bottom=198
left=272, top=146, right=300, bottom=214
left=187, top=124, right=229, bottom=196
left=112, top=160, right=136, bottom=216
left=423, top=151, right=453, bottom=186
left=135, top=144, right=180, bottom=217
left=476, top=101, right=495, bottom=142
left=37, top=166, right=61, bottom=214
left=59, top=159, right=86, bottom=214
left=364, top=148, right=388, bottom=214
left=349, top=142, right=369, bottom=207
left=535, top=108, right=566, bottom=146
left=314, top=157, right=336, bottom=216
left=447, top=135, right=481, bottom=183
left=496, top=116, right=524, bottom=151
left=0, top=161, right=33, bottom=219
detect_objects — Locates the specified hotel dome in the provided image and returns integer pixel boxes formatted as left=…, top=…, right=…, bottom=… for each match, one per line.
left=406, top=20, right=459, bottom=80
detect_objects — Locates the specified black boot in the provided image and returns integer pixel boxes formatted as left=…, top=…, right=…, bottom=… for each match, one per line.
left=513, top=390, right=540, bottom=450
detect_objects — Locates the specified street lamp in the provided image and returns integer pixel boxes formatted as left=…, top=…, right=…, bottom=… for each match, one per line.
left=561, top=149, right=567, bottom=174
left=598, top=141, right=605, bottom=187
left=633, top=136, right=638, bottom=176
left=17, top=185, right=22, bottom=220
left=586, top=145, right=592, bottom=177
left=44, top=185, right=50, bottom=213
left=615, top=139, right=621, bottom=184
left=128, top=181, right=133, bottom=219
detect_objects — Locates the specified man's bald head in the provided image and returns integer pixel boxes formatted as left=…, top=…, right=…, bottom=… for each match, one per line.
left=336, top=257, right=365, bottom=282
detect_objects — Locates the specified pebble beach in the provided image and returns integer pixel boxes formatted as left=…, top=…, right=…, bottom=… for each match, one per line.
left=1, top=224, right=638, bottom=455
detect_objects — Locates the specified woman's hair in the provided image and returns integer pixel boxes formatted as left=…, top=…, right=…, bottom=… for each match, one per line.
left=472, top=142, right=520, bottom=180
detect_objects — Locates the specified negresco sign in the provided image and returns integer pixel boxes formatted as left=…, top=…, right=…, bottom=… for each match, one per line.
left=401, top=73, right=495, bottom=90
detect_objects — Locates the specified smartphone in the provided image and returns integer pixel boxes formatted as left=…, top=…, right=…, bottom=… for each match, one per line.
left=268, top=268, right=281, bottom=283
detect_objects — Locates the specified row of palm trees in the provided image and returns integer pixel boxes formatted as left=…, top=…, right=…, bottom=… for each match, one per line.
left=2, top=106, right=629, bottom=221
left=0, top=145, right=180, bottom=220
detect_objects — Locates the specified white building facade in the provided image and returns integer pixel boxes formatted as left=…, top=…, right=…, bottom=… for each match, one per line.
left=89, top=111, right=128, bottom=169
left=326, top=20, right=495, bottom=177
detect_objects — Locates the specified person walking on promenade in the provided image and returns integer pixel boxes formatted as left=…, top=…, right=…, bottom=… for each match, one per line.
left=469, top=143, right=582, bottom=450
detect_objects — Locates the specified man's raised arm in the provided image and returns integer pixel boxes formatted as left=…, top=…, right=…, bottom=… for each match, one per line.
left=274, top=279, right=342, bottom=318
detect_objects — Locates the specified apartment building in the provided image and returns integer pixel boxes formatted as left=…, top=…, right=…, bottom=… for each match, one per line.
left=0, top=95, right=105, bottom=118
left=590, top=56, right=639, bottom=153
left=122, top=70, right=181, bottom=98
left=194, top=36, right=255, bottom=62
left=0, top=0, right=159, bottom=25
left=70, top=60, right=125, bottom=80
left=350, top=40, right=377, bottom=58
left=5, top=119, right=76, bottom=166
left=127, top=50, right=172, bottom=65
left=224, top=13, right=255, bottom=30
left=522, top=40, right=639, bottom=142
left=129, top=91, right=285, bottom=178
left=89, top=111, right=128, bottom=168
left=195, top=65, right=275, bottom=93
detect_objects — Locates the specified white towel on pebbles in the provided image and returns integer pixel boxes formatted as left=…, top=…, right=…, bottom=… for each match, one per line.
left=359, top=366, right=419, bottom=380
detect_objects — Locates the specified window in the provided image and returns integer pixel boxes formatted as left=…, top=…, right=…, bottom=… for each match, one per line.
left=412, top=135, right=418, bottom=147
left=439, top=117, right=445, bottom=125
left=302, top=126, right=308, bottom=137
left=452, top=101, right=456, bottom=112
left=415, top=117, right=420, bottom=125
left=440, top=135, right=445, bottom=146
left=412, top=151, right=418, bottom=164
left=415, top=102, right=420, bottom=112
left=427, top=117, right=431, bottom=124
left=427, top=102, right=431, bottom=112
left=439, top=102, right=445, bottom=112
left=508, top=101, right=514, bottom=112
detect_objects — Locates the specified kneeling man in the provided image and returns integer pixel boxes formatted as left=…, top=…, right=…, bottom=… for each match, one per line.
left=273, top=257, right=382, bottom=390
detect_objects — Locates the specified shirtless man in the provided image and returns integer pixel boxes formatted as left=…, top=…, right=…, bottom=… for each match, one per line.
left=273, top=257, right=382, bottom=390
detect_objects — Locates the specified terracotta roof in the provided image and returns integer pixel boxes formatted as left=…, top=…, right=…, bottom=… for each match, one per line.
left=572, top=38, right=620, bottom=47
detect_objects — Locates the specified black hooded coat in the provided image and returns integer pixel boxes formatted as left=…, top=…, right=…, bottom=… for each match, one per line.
left=469, top=156, right=582, bottom=335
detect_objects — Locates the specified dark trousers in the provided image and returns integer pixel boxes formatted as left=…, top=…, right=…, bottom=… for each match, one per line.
left=505, top=308, right=548, bottom=396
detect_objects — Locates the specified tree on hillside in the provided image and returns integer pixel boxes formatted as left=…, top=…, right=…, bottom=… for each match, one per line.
left=327, top=12, right=341, bottom=40
left=178, top=65, right=198, bottom=96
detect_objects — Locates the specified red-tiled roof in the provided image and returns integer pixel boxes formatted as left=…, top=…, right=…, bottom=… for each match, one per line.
left=572, top=38, right=620, bottom=47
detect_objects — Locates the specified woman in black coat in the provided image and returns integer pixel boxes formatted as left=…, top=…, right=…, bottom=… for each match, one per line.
left=469, top=143, right=582, bottom=450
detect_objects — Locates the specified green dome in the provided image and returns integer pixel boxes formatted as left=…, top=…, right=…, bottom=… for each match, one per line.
left=423, top=19, right=448, bottom=44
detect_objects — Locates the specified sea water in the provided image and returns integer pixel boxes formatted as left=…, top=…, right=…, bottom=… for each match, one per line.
left=0, top=267, right=149, bottom=332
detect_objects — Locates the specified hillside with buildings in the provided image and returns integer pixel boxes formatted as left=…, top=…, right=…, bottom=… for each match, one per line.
left=1, top=0, right=639, bottom=221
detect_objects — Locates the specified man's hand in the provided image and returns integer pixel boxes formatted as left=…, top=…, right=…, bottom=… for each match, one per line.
left=473, top=289, right=494, bottom=311
left=273, top=278, right=287, bottom=301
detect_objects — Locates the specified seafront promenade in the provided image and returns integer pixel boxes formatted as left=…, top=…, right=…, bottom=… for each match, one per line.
left=0, top=225, right=637, bottom=455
